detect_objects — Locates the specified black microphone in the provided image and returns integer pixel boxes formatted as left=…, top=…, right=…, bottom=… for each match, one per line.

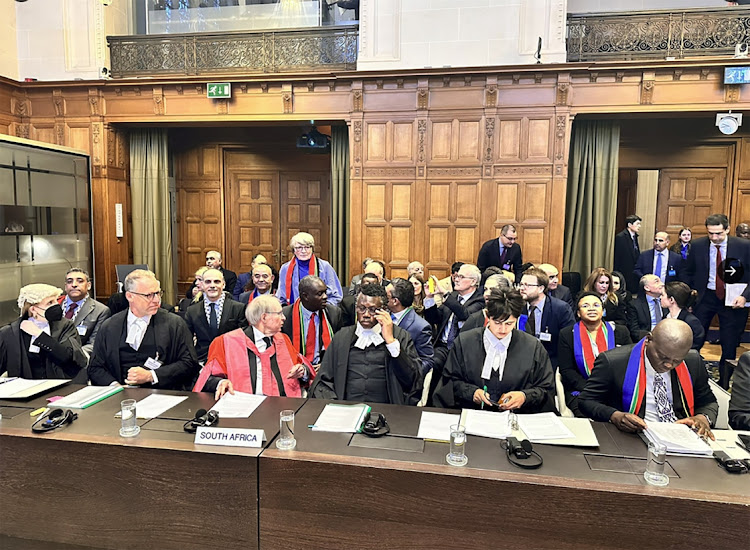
left=194, top=408, right=208, bottom=422
left=183, top=408, right=219, bottom=433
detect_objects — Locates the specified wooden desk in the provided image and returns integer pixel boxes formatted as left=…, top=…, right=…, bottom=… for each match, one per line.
left=0, top=385, right=304, bottom=550
left=259, top=400, right=750, bottom=550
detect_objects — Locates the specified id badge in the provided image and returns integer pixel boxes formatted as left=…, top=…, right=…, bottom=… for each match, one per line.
left=144, top=356, right=162, bottom=370
left=76, top=325, right=87, bottom=336
left=668, top=269, right=676, bottom=277
left=539, top=332, right=552, bottom=342
left=503, top=263, right=511, bottom=271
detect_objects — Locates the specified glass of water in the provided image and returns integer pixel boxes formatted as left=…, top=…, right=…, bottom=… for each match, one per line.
left=643, top=442, right=669, bottom=486
left=276, top=409, right=296, bottom=450
left=446, top=424, right=468, bottom=467
left=119, top=399, right=140, bottom=438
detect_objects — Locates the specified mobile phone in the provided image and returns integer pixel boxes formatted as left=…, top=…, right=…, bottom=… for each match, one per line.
left=738, top=434, right=750, bottom=452
left=427, top=277, right=436, bottom=293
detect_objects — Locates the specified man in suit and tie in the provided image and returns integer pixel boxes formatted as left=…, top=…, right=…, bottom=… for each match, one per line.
left=538, top=263, right=575, bottom=310
left=684, top=213, right=750, bottom=388
left=386, top=277, right=435, bottom=375
left=519, top=267, right=575, bottom=366
left=239, top=263, right=275, bottom=304
left=477, top=224, right=523, bottom=280
left=633, top=231, right=683, bottom=284
left=626, top=274, right=666, bottom=342
left=281, top=275, right=342, bottom=373
left=184, top=268, right=247, bottom=363
left=424, top=263, right=485, bottom=403
left=60, top=268, right=111, bottom=359
left=614, top=214, right=642, bottom=293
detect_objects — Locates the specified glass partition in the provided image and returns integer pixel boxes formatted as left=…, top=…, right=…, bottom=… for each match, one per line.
left=0, top=136, right=93, bottom=326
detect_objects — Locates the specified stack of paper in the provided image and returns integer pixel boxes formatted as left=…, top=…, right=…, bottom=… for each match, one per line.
left=49, top=385, right=124, bottom=409
left=516, top=412, right=575, bottom=441
left=644, top=421, right=713, bottom=457
left=0, top=378, right=69, bottom=399
left=417, top=411, right=460, bottom=442
left=115, top=394, right=188, bottom=419
left=209, top=392, right=266, bottom=418
left=311, top=403, right=371, bottom=433
left=460, top=409, right=511, bottom=439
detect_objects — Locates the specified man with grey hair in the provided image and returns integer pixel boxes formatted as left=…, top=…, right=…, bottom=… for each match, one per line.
left=407, top=261, right=425, bottom=278
left=276, top=231, right=343, bottom=306
left=88, top=269, right=199, bottom=389
left=626, top=274, right=666, bottom=342
left=423, top=263, right=485, bottom=404
left=460, top=273, right=512, bottom=333
left=193, top=295, right=310, bottom=399
left=60, top=267, right=111, bottom=359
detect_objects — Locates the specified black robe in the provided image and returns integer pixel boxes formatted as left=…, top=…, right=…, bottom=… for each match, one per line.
left=88, top=309, right=199, bottom=390
left=309, top=325, right=422, bottom=405
left=433, top=328, right=556, bottom=413
left=0, top=317, right=88, bottom=383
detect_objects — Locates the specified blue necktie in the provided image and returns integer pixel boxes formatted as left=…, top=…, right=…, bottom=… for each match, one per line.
left=650, top=298, right=660, bottom=329
left=655, top=251, right=663, bottom=280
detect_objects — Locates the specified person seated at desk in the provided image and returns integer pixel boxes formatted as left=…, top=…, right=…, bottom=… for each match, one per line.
left=89, top=269, right=199, bottom=389
left=184, top=268, right=247, bottom=363
left=0, top=283, right=88, bottom=382
left=194, top=295, right=310, bottom=399
left=459, top=273, right=512, bottom=332
left=578, top=319, right=717, bottom=439
left=433, top=288, right=556, bottom=413
left=386, top=277, right=434, bottom=375
left=309, top=283, right=422, bottom=405
left=729, top=351, right=750, bottom=430
left=558, top=292, right=631, bottom=416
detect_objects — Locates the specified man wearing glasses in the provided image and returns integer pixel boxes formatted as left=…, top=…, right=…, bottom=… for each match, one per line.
left=276, top=232, right=343, bottom=306
left=477, top=224, right=523, bottom=280
left=89, top=269, right=199, bottom=389
left=311, top=283, right=422, bottom=405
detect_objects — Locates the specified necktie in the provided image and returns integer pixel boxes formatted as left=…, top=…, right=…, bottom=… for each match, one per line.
left=500, top=247, right=508, bottom=266
left=527, top=305, right=537, bottom=336
left=445, top=297, right=463, bottom=348
left=655, top=251, right=663, bottom=280
left=716, top=245, right=725, bottom=301
left=654, top=373, right=676, bottom=423
left=65, top=302, right=78, bottom=320
left=263, top=336, right=286, bottom=396
left=305, top=312, right=317, bottom=362
left=633, top=235, right=640, bottom=254
left=650, top=298, right=660, bottom=329
left=209, top=302, right=218, bottom=334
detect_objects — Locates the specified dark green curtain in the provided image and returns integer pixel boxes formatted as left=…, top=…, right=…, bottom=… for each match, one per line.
left=330, top=125, right=350, bottom=283
left=563, top=120, right=620, bottom=278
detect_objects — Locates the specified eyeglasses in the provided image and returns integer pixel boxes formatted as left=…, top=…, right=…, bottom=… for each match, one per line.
left=356, top=305, right=381, bottom=315
left=579, top=303, right=603, bottom=310
left=130, top=290, right=163, bottom=301
left=293, top=245, right=313, bottom=251
left=453, top=274, right=472, bottom=281
left=519, top=282, right=542, bottom=288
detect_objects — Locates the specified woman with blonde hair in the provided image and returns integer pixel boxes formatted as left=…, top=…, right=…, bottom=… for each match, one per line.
left=0, top=283, right=87, bottom=381
left=582, top=267, right=627, bottom=324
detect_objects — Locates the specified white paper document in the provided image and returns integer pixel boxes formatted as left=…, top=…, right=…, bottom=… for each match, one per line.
left=209, top=391, right=266, bottom=418
left=725, top=283, right=750, bottom=307
left=644, top=421, right=713, bottom=456
left=0, top=378, right=45, bottom=398
left=516, top=412, right=575, bottom=441
left=115, top=394, right=188, bottom=419
left=51, top=385, right=123, bottom=409
left=710, top=430, right=750, bottom=460
left=460, top=409, right=511, bottom=439
left=518, top=417, right=600, bottom=447
left=417, top=411, right=460, bottom=442
left=311, top=403, right=371, bottom=433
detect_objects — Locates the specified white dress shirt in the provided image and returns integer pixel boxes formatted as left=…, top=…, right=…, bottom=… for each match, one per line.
left=644, top=354, right=674, bottom=423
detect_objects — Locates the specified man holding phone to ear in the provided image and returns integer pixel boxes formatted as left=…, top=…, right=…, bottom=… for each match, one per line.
left=310, top=283, right=422, bottom=405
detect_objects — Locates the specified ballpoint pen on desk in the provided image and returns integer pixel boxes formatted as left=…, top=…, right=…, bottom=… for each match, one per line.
left=0, top=377, right=18, bottom=385
left=482, top=385, right=488, bottom=409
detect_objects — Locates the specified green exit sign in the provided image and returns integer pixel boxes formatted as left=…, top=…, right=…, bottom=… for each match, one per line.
left=207, top=83, right=231, bottom=99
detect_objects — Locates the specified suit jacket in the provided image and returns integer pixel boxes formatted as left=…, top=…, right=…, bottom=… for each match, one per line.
left=675, top=309, right=706, bottom=351
left=729, top=351, right=750, bottom=430
left=626, top=295, right=666, bottom=342
left=233, top=272, right=251, bottom=301
left=557, top=322, right=632, bottom=412
left=522, top=296, right=575, bottom=365
left=186, top=266, right=238, bottom=301
left=602, top=296, right=627, bottom=324
left=613, top=228, right=641, bottom=292
left=184, top=298, right=248, bottom=361
left=578, top=345, right=718, bottom=424
left=88, top=309, right=199, bottom=390
left=459, top=309, right=488, bottom=333
left=338, top=295, right=357, bottom=327
left=0, top=317, right=88, bottom=383
left=633, top=249, right=683, bottom=283
left=548, top=284, right=575, bottom=311
left=309, top=325, right=423, bottom=405
left=477, top=239, right=523, bottom=279
left=65, top=297, right=111, bottom=358
left=396, top=307, right=435, bottom=375
left=683, top=235, right=750, bottom=303
left=424, top=290, right=485, bottom=345
left=433, top=328, right=556, bottom=412
left=281, top=303, right=343, bottom=364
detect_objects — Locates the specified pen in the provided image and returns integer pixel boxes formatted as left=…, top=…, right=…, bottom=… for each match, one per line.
left=482, top=385, right=488, bottom=410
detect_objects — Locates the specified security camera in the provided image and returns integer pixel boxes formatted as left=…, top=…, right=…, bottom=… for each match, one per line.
left=735, top=43, right=749, bottom=59
left=716, top=112, right=743, bottom=135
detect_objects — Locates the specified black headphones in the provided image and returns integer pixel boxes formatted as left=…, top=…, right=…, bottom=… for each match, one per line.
left=503, top=437, right=543, bottom=470
left=32, top=409, right=78, bottom=433
left=361, top=411, right=390, bottom=437
left=183, top=409, right=220, bottom=434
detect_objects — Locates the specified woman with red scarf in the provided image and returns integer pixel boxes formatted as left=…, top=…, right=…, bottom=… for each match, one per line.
left=558, top=291, right=631, bottom=416
left=275, top=232, right=344, bottom=307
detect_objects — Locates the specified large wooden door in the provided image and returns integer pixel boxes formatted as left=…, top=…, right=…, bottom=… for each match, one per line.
left=279, top=172, right=331, bottom=264
left=225, top=170, right=280, bottom=273
left=656, top=168, right=726, bottom=240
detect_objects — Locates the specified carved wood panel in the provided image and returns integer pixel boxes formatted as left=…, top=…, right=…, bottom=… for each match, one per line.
left=280, top=171, right=331, bottom=264
left=657, top=168, right=726, bottom=242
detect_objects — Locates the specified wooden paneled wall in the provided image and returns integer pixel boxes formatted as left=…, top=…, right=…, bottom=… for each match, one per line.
left=4, top=59, right=750, bottom=291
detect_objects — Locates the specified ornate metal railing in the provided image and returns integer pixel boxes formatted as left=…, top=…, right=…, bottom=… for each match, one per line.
left=107, top=25, right=358, bottom=78
left=567, top=8, right=750, bottom=62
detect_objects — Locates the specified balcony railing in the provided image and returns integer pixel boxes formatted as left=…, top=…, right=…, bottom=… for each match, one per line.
left=567, top=8, right=750, bottom=62
left=107, top=25, right=358, bottom=78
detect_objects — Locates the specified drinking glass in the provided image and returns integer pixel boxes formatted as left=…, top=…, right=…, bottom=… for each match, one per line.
left=446, top=424, right=468, bottom=467
left=643, top=442, right=669, bottom=486
left=119, top=399, right=140, bottom=438
left=276, top=409, right=296, bottom=450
